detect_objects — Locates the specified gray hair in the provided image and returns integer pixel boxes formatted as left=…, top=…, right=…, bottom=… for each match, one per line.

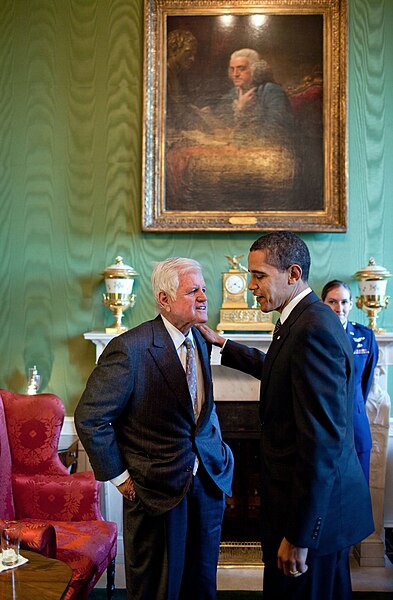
left=151, top=257, right=203, bottom=303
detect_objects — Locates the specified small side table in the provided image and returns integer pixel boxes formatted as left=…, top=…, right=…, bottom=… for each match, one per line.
left=58, top=436, right=79, bottom=474
left=0, top=550, right=72, bottom=599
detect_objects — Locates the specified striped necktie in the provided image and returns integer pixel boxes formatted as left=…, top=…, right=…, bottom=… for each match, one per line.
left=184, top=337, right=198, bottom=420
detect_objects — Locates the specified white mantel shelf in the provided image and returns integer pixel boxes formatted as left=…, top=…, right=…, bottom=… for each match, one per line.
left=84, top=330, right=393, bottom=366
left=84, top=330, right=393, bottom=399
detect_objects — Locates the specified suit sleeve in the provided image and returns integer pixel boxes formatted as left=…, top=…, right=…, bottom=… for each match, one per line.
left=221, top=339, right=265, bottom=380
left=361, top=331, right=379, bottom=402
left=74, top=336, right=135, bottom=481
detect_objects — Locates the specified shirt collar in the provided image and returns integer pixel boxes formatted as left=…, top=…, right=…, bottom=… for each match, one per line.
left=280, top=287, right=312, bottom=324
left=160, top=314, right=194, bottom=350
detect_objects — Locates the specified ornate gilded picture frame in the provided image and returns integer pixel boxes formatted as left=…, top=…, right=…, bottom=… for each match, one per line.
left=142, top=0, right=347, bottom=232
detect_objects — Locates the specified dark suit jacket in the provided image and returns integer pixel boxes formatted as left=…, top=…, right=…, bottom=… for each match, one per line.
left=75, top=315, right=233, bottom=516
left=222, top=291, right=374, bottom=556
left=346, top=321, right=378, bottom=453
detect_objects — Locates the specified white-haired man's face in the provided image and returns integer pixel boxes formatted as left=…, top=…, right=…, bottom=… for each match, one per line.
left=229, top=56, right=253, bottom=89
left=158, top=269, right=208, bottom=334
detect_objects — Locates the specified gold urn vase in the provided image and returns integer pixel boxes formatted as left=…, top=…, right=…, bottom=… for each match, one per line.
left=102, top=256, right=139, bottom=333
left=353, top=257, right=391, bottom=333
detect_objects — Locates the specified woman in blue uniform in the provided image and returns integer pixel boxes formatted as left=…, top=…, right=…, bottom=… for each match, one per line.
left=321, top=280, right=379, bottom=482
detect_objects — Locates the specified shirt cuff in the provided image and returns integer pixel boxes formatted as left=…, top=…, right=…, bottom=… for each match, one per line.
left=110, top=470, right=130, bottom=487
left=220, top=339, right=228, bottom=353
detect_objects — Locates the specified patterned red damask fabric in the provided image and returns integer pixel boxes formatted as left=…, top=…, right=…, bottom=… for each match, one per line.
left=54, top=520, right=117, bottom=598
left=13, top=472, right=103, bottom=521
left=0, top=395, right=16, bottom=519
left=1, top=390, right=69, bottom=475
left=13, top=519, right=117, bottom=599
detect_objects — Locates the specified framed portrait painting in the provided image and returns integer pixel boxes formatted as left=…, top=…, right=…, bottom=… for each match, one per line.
left=142, top=0, right=347, bottom=232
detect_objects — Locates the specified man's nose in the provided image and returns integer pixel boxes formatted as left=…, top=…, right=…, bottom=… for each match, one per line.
left=198, top=290, right=207, bottom=301
left=248, top=279, right=256, bottom=290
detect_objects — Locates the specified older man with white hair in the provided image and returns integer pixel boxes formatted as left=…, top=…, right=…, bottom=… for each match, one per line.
left=75, top=257, right=234, bottom=600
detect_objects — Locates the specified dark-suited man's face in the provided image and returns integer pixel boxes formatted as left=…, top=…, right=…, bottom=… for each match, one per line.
left=161, top=269, right=208, bottom=334
left=248, top=250, right=296, bottom=314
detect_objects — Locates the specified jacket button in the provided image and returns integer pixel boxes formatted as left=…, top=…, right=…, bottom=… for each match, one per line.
left=185, top=465, right=192, bottom=472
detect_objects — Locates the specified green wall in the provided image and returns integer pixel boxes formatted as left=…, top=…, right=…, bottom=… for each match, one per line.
left=1, top=0, right=392, bottom=414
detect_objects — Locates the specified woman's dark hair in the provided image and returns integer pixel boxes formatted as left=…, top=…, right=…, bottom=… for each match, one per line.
left=321, top=279, right=352, bottom=302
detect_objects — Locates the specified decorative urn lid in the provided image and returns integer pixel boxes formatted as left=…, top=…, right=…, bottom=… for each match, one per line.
left=102, top=256, right=138, bottom=280
left=353, top=257, right=391, bottom=281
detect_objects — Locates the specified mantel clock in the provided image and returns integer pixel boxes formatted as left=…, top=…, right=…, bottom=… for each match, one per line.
left=216, top=255, right=274, bottom=333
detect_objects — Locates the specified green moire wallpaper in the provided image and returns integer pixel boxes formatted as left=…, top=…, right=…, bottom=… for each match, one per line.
left=0, top=0, right=392, bottom=413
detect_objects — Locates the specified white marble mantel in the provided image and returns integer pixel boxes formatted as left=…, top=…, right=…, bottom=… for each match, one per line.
left=84, top=330, right=393, bottom=404
left=84, top=331, right=393, bottom=566
left=84, top=330, right=393, bottom=371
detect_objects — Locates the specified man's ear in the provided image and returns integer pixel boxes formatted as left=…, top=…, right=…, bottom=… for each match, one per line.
left=158, top=291, right=171, bottom=311
left=288, top=264, right=302, bottom=284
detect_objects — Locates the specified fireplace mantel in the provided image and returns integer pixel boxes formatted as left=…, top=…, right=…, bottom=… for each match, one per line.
left=84, top=330, right=393, bottom=401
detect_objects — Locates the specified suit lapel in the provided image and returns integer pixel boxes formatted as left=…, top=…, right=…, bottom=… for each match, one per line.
left=148, top=316, right=192, bottom=415
left=262, top=291, right=321, bottom=390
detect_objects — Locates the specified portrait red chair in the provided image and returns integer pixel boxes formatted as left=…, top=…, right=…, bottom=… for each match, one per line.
left=0, top=389, right=117, bottom=600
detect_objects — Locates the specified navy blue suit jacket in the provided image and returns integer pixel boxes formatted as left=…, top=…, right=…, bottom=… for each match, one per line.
left=75, top=315, right=234, bottom=516
left=222, top=292, right=374, bottom=556
left=346, top=321, right=378, bottom=453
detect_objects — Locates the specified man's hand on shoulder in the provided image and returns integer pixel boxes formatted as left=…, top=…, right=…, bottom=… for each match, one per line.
left=195, top=324, right=226, bottom=347
left=117, top=476, right=136, bottom=501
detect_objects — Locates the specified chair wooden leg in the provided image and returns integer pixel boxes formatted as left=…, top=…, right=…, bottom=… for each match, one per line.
left=106, top=558, right=116, bottom=599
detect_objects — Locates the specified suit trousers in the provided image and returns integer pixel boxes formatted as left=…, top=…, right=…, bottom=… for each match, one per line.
left=123, top=466, right=225, bottom=600
left=262, top=544, right=352, bottom=600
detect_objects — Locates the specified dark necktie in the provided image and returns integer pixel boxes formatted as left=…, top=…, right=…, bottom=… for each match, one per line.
left=273, top=318, right=282, bottom=336
left=184, top=337, right=198, bottom=420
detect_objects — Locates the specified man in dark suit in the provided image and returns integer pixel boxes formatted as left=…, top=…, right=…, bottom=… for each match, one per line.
left=322, top=279, right=379, bottom=482
left=197, top=232, right=373, bottom=600
left=75, top=257, right=234, bottom=600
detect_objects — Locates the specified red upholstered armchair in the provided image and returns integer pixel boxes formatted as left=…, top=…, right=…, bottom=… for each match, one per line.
left=0, top=390, right=117, bottom=600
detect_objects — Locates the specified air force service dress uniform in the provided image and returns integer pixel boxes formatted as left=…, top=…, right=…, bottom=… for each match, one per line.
left=346, top=321, right=379, bottom=482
